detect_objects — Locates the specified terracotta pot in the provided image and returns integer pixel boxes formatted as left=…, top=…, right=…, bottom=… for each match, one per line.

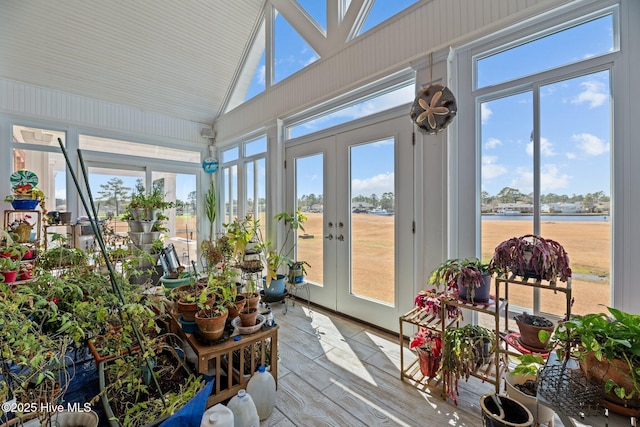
left=581, top=351, right=640, bottom=412
left=239, top=307, right=259, bottom=327
left=244, top=292, right=260, bottom=310
left=173, top=284, right=204, bottom=322
left=514, top=314, right=554, bottom=351
left=226, top=294, right=246, bottom=320
left=415, top=347, right=441, bottom=378
left=195, top=310, right=228, bottom=341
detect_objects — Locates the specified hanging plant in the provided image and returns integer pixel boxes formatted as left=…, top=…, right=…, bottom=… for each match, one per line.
left=410, top=84, right=457, bottom=134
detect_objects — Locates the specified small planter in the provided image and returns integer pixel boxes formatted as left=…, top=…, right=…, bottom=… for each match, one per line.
left=243, top=292, right=260, bottom=310
left=226, top=294, right=247, bottom=320
left=505, top=372, right=555, bottom=426
left=160, top=273, right=192, bottom=289
left=263, top=274, right=286, bottom=298
left=415, top=347, right=441, bottom=378
left=195, top=310, right=228, bottom=342
left=239, top=307, right=259, bottom=327
left=10, top=198, right=40, bottom=210
left=88, top=334, right=141, bottom=364
left=1, top=270, right=18, bottom=283
left=458, top=273, right=492, bottom=303
left=480, top=393, right=534, bottom=427
left=514, top=313, right=554, bottom=351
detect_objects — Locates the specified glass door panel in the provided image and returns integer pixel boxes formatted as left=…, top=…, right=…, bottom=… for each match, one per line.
left=349, top=139, right=395, bottom=305
left=295, top=153, right=324, bottom=287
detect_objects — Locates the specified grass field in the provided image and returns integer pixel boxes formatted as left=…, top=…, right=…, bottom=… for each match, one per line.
left=297, top=212, right=610, bottom=315
left=115, top=212, right=610, bottom=316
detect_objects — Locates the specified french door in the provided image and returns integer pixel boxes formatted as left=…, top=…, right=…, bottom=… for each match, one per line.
left=285, top=116, right=414, bottom=331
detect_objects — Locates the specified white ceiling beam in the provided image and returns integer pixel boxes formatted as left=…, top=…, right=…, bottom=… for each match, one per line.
left=270, top=0, right=328, bottom=57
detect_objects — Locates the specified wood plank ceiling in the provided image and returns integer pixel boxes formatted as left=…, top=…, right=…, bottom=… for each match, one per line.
left=0, top=0, right=265, bottom=124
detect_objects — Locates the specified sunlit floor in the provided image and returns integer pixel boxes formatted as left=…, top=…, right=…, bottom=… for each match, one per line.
left=266, top=300, right=496, bottom=426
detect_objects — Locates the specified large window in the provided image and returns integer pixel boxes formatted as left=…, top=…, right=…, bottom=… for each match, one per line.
left=473, top=7, right=617, bottom=316
left=220, top=135, right=267, bottom=238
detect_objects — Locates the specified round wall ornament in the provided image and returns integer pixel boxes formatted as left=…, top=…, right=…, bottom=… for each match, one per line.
left=410, top=84, right=457, bottom=134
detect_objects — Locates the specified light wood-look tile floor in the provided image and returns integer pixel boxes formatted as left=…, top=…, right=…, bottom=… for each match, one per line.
left=261, top=301, right=499, bottom=427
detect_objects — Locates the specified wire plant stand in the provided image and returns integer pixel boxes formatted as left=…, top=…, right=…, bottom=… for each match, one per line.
left=538, top=352, right=603, bottom=418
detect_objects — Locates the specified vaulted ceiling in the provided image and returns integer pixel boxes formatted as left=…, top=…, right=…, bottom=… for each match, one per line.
left=0, top=0, right=265, bottom=124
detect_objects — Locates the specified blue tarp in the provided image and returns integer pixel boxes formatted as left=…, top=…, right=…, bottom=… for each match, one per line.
left=159, top=379, right=214, bottom=427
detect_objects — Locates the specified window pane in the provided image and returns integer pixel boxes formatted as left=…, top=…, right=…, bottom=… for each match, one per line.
left=88, top=167, right=145, bottom=235
left=246, top=158, right=266, bottom=238
left=12, top=150, right=67, bottom=211
left=358, top=0, right=419, bottom=36
left=480, top=92, right=534, bottom=310
left=539, top=71, right=611, bottom=315
left=477, top=14, right=614, bottom=89
left=273, top=5, right=319, bottom=83
left=221, top=165, right=238, bottom=225
left=295, top=0, right=326, bottom=31
left=152, top=172, right=198, bottom=267
left=222, top=147, right=239, bottom=163
left=13, top=126, right=65, bottom=147
left=286, top=83, right=414, bottom=139
left=296, top=154, right=323, bottom=286
left=245, top=136, right=267, bottom=157
left=350, top=139, right=395, bottom=305
left=80, top=135, right=200, bottom=163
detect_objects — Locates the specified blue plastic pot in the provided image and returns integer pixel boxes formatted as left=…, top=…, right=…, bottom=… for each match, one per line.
left=11, top=199, right=40, bottom=210
left=263, top=274, right=286, bottom=298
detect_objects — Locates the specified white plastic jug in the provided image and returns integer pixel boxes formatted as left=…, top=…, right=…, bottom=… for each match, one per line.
left=227, top=389, right=259, bottom=427
left=200, top=403, right=234, bottom=427
left=246, top=365, right=276, bottom=420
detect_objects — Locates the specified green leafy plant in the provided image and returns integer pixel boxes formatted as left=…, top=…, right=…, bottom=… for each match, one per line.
left=441, top=324, right=496, bottom=405
left=260, top=209, right=308, bottom=287
left=428, top=257, right=493, bottom=302
left=542, top=307, right=640, bottom=403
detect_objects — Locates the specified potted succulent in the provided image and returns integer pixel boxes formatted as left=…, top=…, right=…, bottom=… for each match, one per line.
left=414, top=288, right=461, bottom=320
left=441, top=324, right=495, bottom=404
left=428, top=257, right=494, bottom=303
left=490, top=234, right=571, bottom=283
left=542, top=307, right=640, bottom=416
left=514, top=312, right=555, bottom=351
left=504, top=354, right=556, bottom=426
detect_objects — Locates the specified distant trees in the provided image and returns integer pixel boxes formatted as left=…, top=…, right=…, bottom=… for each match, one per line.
left=97, top=178, right=131, bottom=215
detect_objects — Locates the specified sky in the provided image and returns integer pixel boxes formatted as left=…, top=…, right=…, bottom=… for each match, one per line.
left=241, top=2, right=612, bottom=202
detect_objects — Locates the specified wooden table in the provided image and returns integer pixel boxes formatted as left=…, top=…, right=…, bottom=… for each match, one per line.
left=171, top=314, right=278, bottom=407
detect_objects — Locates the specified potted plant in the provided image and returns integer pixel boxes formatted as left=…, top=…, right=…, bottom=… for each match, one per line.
left=504, top=354, right=556, bottom=426
left=224, top=215, right=260, bottom=261
left=4, top=179, right=45, bottom=211
left=414, top=288, right=461, bottom=320
left=259, top=209, right=308, bottom=296
left=542, top=306, right=640, bottom=416
left=441, top=324, right=495, bottom=404
left=0, top=256, right=20, bottom=283
left=514, top=312, right=555, bottom=351
left=490, top=234, right=571, bottom=283
left=194, top=271, right=236, bottom=342
left=410, top=327, right=442, bottom=378
left=287, top=260, right=310, bottom=284
left=428, top=257, right=494, bottom=303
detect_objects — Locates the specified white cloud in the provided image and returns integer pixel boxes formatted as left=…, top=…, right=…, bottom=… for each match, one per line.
left=541, top=164, right=571, bottom=192
left=566, top=152, right=577, bottom=159
left=481, top=103, right=493, bottom=124
left=571, top=133, right=609, bottom=156
left=485, top=137, right=502, bottom=149
left=482, top=156, right=508, bottom=180
left=351, top=172, right=394, bottom=197
left=526, top=137, right=556, bottom=157
left=571, top=80, right=608, bottom=108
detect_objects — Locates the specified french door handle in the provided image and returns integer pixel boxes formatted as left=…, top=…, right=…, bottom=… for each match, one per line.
left=337, top=234, right=344, bottom=241
left=324, top=234, right=333, bottom=240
